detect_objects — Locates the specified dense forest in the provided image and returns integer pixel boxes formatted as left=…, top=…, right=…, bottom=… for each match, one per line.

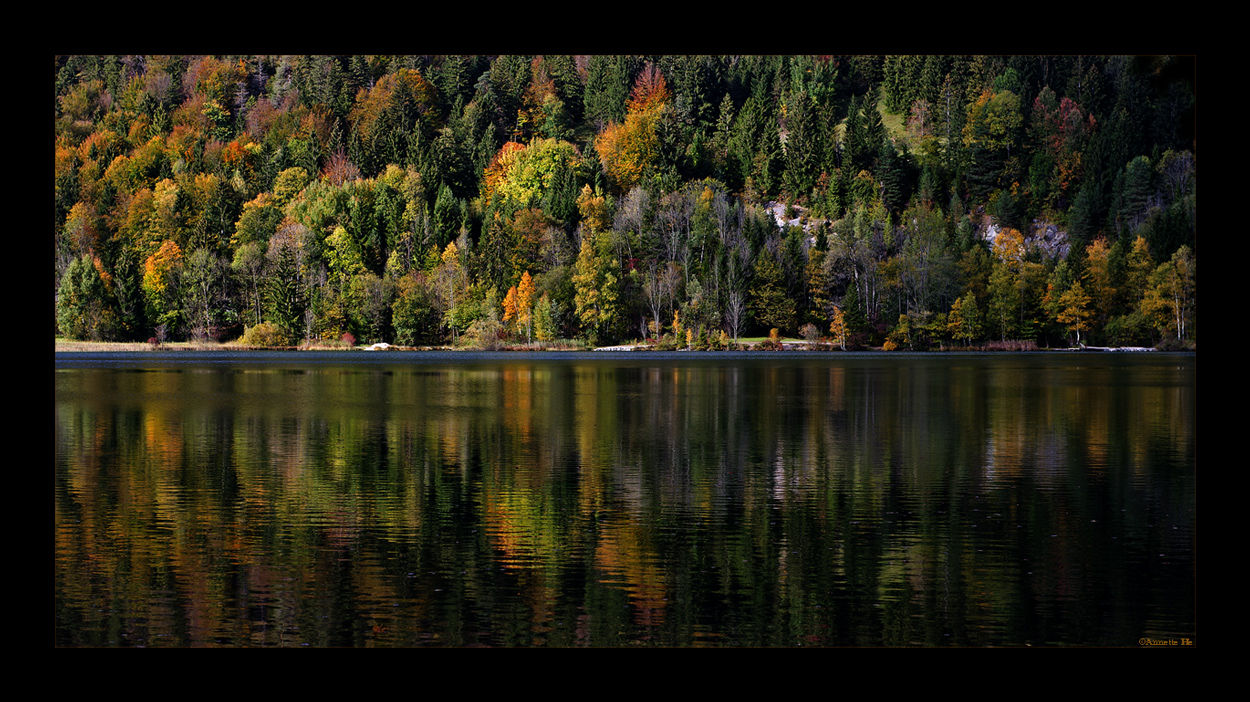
left=54, top=55, right=1196, bottom=349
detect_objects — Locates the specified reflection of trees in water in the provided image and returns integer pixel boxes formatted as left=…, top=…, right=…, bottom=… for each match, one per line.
left=55, top=358, right=1195, bottom=646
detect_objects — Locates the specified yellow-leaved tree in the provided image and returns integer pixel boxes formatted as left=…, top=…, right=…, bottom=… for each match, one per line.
left=143, top=239, right=183, bottom=334
left=947, top=293, right=982, bottom=346
left=517, top=270, right=536, bottom=344
left=829, top=305, right=848, bottom=350
left=576, top=184, right=611, bottom=233
left=573, top=233, right=620, bottom=345
left=1057, top=280, right=1092, bottom=345
left=1140, top=245, right=1195, bottom=343
left=1082, top=236, right=1116, bottom=336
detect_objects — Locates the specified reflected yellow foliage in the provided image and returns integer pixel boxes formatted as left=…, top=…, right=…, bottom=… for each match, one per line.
left=56, top=356, right=1194, bottom=646
left=595, top=515, right=668, bottom=627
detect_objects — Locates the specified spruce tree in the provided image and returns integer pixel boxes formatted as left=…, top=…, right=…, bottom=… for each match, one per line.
left=783, top=91, right=821, bottom=203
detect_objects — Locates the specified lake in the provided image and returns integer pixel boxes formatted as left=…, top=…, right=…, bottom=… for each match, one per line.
left=54, top=351, right=1195, bottom=647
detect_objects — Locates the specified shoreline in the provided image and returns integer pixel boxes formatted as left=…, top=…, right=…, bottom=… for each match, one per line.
left=55, top=339, right=1180, bottom=354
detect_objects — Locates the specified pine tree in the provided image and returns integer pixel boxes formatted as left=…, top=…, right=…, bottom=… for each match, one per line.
left=783, top=91, right=821, bottom=202
left=877, top=138, right=910, bottom=213
left=862, top=89, right=886, bottom=169
left=749, top=251, right=796, bottom=334
left=807, top=248, right=831, bottom=325
left=841, top=276, right=866, bottom=333
left=264, top=231, right=306, bottom=344
left=841, top=93, right=864, bottom=174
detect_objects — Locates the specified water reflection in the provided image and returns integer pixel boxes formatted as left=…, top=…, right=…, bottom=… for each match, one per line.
left=55, top=352, right=1195, bottom=647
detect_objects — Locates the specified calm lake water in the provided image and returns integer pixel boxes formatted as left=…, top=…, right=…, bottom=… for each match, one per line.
left=54, top=351, right=1195, bottom=647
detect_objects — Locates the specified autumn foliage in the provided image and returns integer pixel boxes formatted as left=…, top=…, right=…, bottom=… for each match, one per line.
left=596, top=62, right=671, bottom=193
left=53, top=55, right=1194, bottom=350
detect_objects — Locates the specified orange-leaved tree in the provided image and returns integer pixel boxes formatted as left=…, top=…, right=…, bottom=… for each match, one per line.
left=830, top=305, right=848, bottom=350
left=595, top=63, right=671, bottom=193
left=503, top=284, right=519, bottom=336
left=517, top=270, right=536, bottom=343
left=482, top=141, right=527, bottom=205
left=349, top=68, right=436, bottom=147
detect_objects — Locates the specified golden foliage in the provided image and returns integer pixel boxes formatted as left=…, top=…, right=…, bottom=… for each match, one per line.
left=595, top=112, right=659, bottom=193
left=143, top=240, right=183, bottom=299
left=482, top=141, right=527, bottom=203
left=517, top=270, right=536, bottom=342
left=503, top=284, right=519, bottom=328
left=1057, top=281, right=1092, bottom=343
left=1083, top=237, right=1115, bottom=324
left=992, top=227, right=1026, bottom=269
left=348, top=68, right=435, bottom=144
left=576, top=184, right=611, bottom=233
left=595, top=66, right=671, bottom=193
left=829, top=305, right=847, bottom=350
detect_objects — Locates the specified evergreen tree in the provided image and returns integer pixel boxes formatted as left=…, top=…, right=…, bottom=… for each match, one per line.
left=783, top=91, right=822, bottom=203
left=877, top=138, right=912, bottom=213
left=841, top=93, right=865, bottom=174
left=749, top=249, right=796, bottom=334
left=264, top=227, right=307, bottom=343
left=862, top=88, right=887, bottom=166
left=583, top=55, right=636, bottom=128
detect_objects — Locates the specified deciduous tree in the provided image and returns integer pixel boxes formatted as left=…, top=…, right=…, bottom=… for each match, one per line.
left=517, top=270, right=536, bottom=343
left=232, top=241, right=266, bottom=327
left=534, top=293, right=557, bottom=342
left=392, top=272, right=441, bottom=345
left=947, top=293, right=982, bottom=345
left=182, top=247, right=230, bottom=339
left=143, top=240, right=183, bottom=335
left=502, top=283, right=519, bottom=334
left=573, top=232, right=620, bottom=344
left=829, top=305, right=847, bottom=350
left=57, top=255, right=116, bottom=340
left=1057, top=280, right=1092, bottom=345
left=1140, top=245, right=1195, bottom=342
left=595, top=63, right=671, bottom=194
left=1082, top=236, right=1116, bottom=333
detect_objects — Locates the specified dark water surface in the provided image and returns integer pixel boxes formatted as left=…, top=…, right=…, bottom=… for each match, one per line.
left=54, top=351, right=1195, bottom=647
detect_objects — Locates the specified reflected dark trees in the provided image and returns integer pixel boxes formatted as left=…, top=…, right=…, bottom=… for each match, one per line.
left=55, top=353, right=1194, bottom=646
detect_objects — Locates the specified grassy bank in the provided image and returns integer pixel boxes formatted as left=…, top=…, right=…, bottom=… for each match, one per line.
left=57, top=339, right=181, bottom=352
left=54, top=338, right=347, bottom=352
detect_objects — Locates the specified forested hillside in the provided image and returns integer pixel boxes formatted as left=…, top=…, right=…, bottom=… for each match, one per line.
left=54, top=55, right=1196, bottom=349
